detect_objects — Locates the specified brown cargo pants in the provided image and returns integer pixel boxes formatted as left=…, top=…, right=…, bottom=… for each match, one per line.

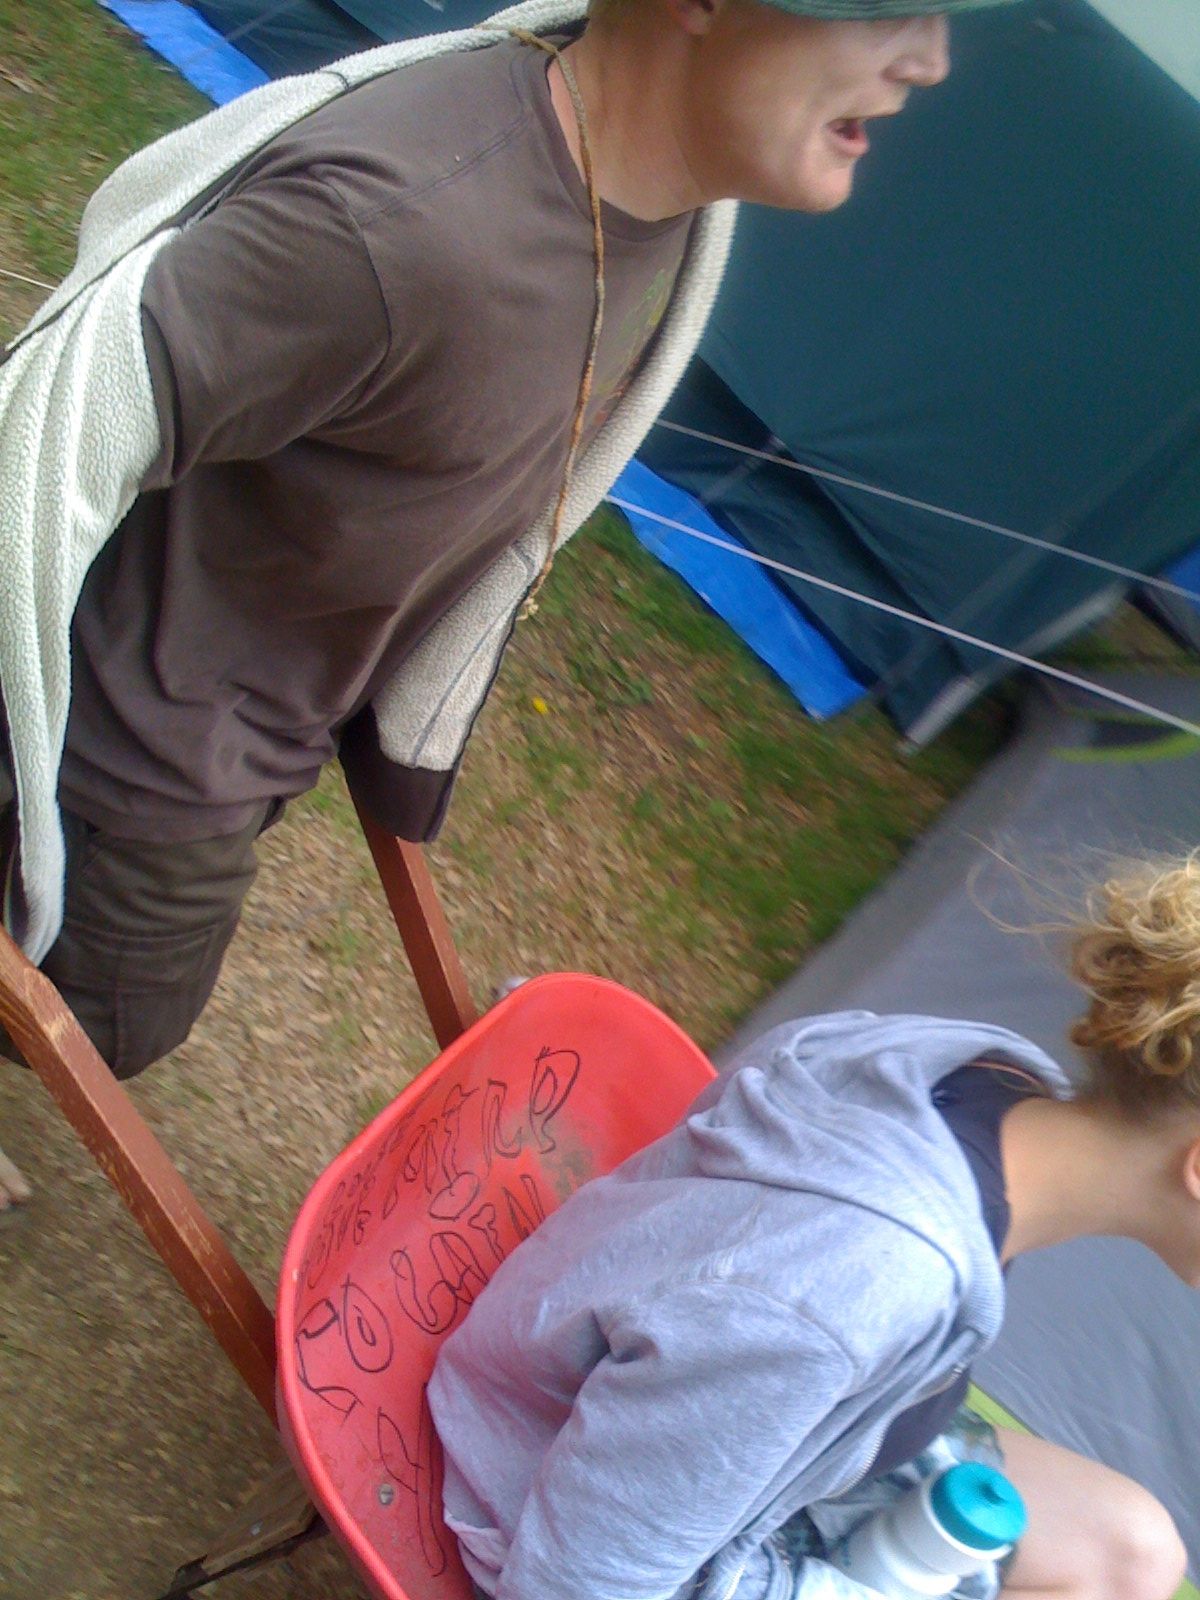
left=0, top=763, right=275, bottom=1080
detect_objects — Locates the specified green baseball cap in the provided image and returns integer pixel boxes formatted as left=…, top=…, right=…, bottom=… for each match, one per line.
left=761, top=0, right=1017, bottom=13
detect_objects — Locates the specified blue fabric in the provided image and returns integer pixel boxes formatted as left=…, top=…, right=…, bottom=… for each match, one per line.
left=611, top=460, right=865, bottom=720
left=100, top=0, right=268, bottom=104
left=1165, top=542, right=1200, bottom=616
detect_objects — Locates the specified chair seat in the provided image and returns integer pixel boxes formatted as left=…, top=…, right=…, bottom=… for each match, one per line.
left=276, top=973, right=716, bottom=1600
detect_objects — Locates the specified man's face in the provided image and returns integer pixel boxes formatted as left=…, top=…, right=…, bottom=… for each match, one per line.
left=685, top=6, right=951, bottom=211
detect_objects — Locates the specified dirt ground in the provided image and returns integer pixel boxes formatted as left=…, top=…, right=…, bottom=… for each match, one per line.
left=0, top=793, right=416, bottom=1598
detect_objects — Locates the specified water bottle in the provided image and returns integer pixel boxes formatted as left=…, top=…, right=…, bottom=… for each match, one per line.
left=831, top=1462, right=1027, bottom=1598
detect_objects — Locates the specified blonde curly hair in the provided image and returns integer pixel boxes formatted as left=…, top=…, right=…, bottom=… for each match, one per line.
left=1069, top=852, right=1200, bottom=1115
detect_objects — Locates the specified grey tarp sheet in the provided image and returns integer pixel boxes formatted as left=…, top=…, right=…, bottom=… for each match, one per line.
left=720, top=674, right=1200, bottom=1577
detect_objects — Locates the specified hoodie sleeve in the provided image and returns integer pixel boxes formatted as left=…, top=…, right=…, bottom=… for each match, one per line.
left=495, top=1280, right=858, bottom=1600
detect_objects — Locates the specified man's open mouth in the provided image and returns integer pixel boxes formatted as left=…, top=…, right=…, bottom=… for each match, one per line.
left=827, top=117, right=869, bottom=155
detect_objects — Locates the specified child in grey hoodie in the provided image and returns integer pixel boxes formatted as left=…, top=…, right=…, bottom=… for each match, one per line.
left=430, top=854, right=1200, bottom=1600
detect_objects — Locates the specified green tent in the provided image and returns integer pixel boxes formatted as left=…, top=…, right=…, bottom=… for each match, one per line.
left=634, top=0, right=1200, bottom=734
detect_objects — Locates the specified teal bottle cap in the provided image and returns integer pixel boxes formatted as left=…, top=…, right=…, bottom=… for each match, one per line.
left=929, top=1463, right=1028, bottom=1552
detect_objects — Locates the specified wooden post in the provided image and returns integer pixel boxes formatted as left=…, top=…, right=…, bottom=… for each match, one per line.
left=160, top=1457, right=322, bottom=1597
left=351, top=803, right=478, bottom=1049
left=0, top=929, right=278, bottom=1418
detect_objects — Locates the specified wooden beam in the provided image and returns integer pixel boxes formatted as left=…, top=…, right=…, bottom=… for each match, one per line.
left=0, top=928, right=277, bottom=1418
left=351, top=804, right=477, bottom=1049
left=160, top=1455, right=322, bottom=1597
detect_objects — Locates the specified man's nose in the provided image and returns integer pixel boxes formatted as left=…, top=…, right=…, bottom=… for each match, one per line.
left=889, top=15, right=951, bottom=90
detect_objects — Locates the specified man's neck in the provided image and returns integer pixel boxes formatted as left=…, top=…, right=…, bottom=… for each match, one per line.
left=546, top=25, right=704, bottom=221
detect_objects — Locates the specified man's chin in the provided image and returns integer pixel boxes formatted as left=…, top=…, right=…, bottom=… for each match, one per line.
left=740, top=159, right=856, bottom=212
left=802, top=187, right=853, bottom=214
left=758, top=178, right=853, bottom=213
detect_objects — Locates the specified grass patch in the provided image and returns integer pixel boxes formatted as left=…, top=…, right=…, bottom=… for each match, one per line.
left=0, top=0, right=205, bottom=280
left=1048, top=602, right=1200, bottom=675
left=521, top=726, right=596, bottom=813
left=296, top=763, right=360, bottom=834
left=446, top=508, right=1010, bottom=1041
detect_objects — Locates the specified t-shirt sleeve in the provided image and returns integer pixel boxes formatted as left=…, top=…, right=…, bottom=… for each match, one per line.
left=139, top=170, right=391, bottom=488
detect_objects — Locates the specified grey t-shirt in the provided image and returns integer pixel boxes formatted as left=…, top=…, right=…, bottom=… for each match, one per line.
left=60, top=37, right=692, bottom=839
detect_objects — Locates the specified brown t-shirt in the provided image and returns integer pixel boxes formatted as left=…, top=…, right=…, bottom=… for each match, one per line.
left=60, top=37, right=693, bottom=839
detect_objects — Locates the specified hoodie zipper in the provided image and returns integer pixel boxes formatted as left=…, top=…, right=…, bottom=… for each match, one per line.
left=717, top=1564, right=748, bottom=1600
left=919, top=1362, right=968, bottom=1402
left=830, top=1361, right=968, bottom=1500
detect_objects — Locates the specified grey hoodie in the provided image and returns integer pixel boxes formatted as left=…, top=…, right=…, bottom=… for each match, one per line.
left=427, top=1012, right=1071, bottom=1600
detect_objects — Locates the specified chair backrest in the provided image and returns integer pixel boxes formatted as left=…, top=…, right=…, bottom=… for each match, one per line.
left=276, top=973, right=717, bottom=1600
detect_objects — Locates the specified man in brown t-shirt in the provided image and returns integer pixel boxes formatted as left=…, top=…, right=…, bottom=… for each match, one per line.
left=0, top=0, right=954, bottom=1202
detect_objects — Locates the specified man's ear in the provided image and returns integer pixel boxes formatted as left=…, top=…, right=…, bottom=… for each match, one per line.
left=662, top=0, right=728, bottom=38
left=1181, top=1133, right=1200, bottom=1204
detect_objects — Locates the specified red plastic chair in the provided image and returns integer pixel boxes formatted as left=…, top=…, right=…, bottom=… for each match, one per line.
left=276, top=973, right=717, bottom=1600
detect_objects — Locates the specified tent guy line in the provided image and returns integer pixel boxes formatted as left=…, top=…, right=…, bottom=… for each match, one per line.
left=3, top=233, right=1193, bottom=734
left=654, top=419, right=1200, bottom=608
left=0, top=265, right=54, bottom=292
left=171, top=0, right=315, bottom=75
left=608, top=494, right=1200, bottom=742
left=3, top=242, right=1191, bottom=617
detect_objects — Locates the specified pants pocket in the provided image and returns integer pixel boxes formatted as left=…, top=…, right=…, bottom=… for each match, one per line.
left=114, top=912, right=242, bottom=1078
left=46, top=908, right=242, bottom=1079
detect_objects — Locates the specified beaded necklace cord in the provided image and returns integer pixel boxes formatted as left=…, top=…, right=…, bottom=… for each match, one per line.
left=499, top=27, right=607, bottom=617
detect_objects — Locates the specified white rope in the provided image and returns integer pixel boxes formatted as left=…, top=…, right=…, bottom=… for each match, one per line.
left=608, top=494, right=1200, bottom=741
left=655, top=420, right=1200, bottom=607
left=0, top=265, right=53, bottom=292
